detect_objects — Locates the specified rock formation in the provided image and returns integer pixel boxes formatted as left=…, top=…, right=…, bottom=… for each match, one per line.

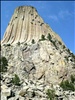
left=1, top=6, right=75, bottom=100
left=1, top=6, right=63, bottom=45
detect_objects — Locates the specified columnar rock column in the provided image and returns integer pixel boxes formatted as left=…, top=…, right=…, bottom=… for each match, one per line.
left=1, top=6, right=63, bottom=45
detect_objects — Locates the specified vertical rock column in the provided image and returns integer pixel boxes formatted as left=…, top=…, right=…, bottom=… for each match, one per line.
left=1, top=6, right=63, bottom=45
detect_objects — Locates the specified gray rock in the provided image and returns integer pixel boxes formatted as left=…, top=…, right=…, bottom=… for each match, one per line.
left=1, top=96, right=7, bottom=100
left=1, top=85, right=11, bottom=97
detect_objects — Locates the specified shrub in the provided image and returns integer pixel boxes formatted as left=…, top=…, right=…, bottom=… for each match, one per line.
left=70, top=53, right=75, bottom=60
left=46, top=89, right=55, bottom=100
left=0, top=57, right=8, bottom=72
left=6, top=44, right=11, bottom=46
left=52, top=40, right=58, bottom=50
left=64, top=56, right=68, bottom=62
left=11, top=74, right=20, bottom=86
left=0, top=44, right=1, bottom=51
left=67, top=49, right=70, bottom=54
left=47, top=33, right=52, bottom=41
left=71, top=75, right=75, bottom=83
left=41, top=34, right=46, bottom=40
left=63, top=45, right=66, bottom=49
left=17, top=42, right=20, bottom=45
left=24, top=43, right=27, bottom=45
left=58, top=41, right=62, bottom=45
left=52, top=41, right=56, bottom=47
left=3, top=44, right=11, bottom=46
left=31, top=39, right=35, bottom=44
left=39, top=34, right=46, bottom=41
left=47, top=33, right=58, bottom=49
left=60, top=79, right=75, bottom=91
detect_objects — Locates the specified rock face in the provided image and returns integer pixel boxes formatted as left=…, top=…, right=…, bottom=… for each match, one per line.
left=1, top=6, right=63, bottom=45
left=1, top=6, right=75, bottom=100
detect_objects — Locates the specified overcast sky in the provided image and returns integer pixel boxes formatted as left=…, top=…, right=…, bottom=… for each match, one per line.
left=1, top=1, right=75, bottom=54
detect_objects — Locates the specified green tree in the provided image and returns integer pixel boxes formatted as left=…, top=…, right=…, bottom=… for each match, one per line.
left=71, top=75, right=75, bottom=83
left=60, top=79, right=75, bottom=91
left=47, top=33, right=52, bottom=41
left=39, top=34, right=46, bottom=41
left=31, top=39, right=35, bottom=44
left=11, top=74, right=21, bottom=86
left=17, top=42, right=20, bottom=45
left=41, top=34, right=46, bottom=40
left=0, top=57, right=8, bottom=72
left=46, top=89, right=55, bottom=100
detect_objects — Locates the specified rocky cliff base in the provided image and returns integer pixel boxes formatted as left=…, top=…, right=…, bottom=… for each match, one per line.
left=1, top=39, right=75, bottom=100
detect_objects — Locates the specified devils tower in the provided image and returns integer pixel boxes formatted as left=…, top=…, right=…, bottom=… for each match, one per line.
left=2, top=6, right=63, bottom=45
left=1, top=6, right=75, bottom=100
